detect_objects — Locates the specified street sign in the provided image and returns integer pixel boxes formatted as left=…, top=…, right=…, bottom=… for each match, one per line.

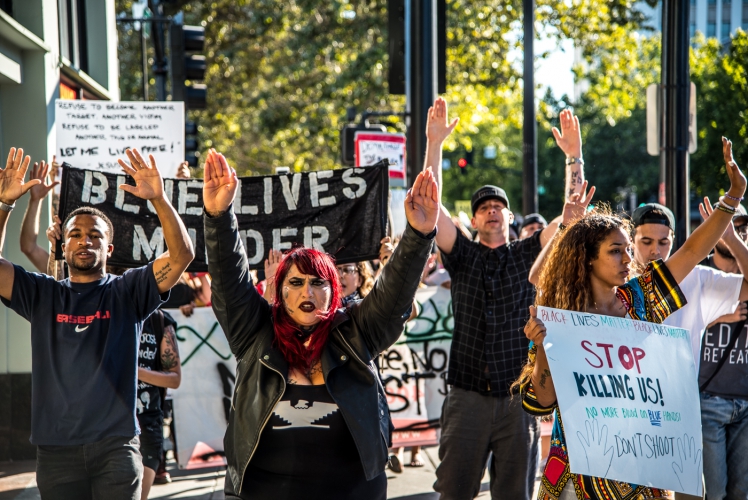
left=354, top=131, right=407, bottom=180
left=646, top=82, right=697, bottom=156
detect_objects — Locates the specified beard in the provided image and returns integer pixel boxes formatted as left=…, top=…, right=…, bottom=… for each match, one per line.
left=715, top=242, right=735, bottom=260
left=68, top=253, right=102, bottom=272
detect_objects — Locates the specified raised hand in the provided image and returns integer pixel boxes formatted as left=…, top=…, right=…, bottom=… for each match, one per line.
left=264, top=249, right=283, bottom=284
left=552, top=109, right=582, bottom=158
left=723, top=137, right=747, bottom=200
left=404, top=168, right=439, bottom=235
left=562, top=180, right=595, bottom=225
left=426, top=97, right=459, bottom=145
left=699, top=195, right=737, bottom=242
left=176, top=161, right=191, bottom=179
left=117, top=149, right=164, bottom=201
left=46, top=215, right=62, bottom=246
left=28, top=161, right=60, bottom=202
left=0, top=148, right=40, bottom=205
left=203, top=149, right=238, bottom=216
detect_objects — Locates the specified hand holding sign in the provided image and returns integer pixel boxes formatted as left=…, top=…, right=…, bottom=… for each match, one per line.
left=404, top=167, right=439, bottom=235
left=117, top=149, right=165, bottom=201
left=0, top=148, right=40, bottom=205
left=671, top=433, right=703, bottom=496
left=203, top=149, right=238, bottom=217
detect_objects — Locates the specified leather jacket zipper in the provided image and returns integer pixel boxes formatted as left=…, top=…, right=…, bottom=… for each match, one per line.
left=240, top=358, right=286, bottom=489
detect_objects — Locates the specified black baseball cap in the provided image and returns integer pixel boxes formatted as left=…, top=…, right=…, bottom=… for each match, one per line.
left=520, top=213, right=548, bottom=230
left=632, top=203, right=675, bottom=230
left=471, top=185, right=510, bottom=213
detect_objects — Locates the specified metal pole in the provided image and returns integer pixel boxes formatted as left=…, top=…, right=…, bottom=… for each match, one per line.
left=148, top=0, right=168, bottom=101
left=522, top=0, right=538, bottom=215
left=407, top=0, right=438, bottom=187
left=661, top=0, right=691, bottom=249
left=141, top=24, right=149, bottom=101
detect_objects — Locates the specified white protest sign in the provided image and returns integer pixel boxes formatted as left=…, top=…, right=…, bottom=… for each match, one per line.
left=381, top=286, right=452, bottom=447
left=538, top=306, right=702, bottom=496
left=167, top=307, right=235, bottom=469
left=354, top=131, right=407, bottom=180
left=55, top=100, right=185, bottom=178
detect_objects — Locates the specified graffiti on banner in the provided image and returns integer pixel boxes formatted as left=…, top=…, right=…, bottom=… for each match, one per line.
left=57, top=162, right=389, bottom=272
left=539, top=306, right=702, bottom=496
left=380, top=285, right=453, bottom=447
left=167, top=307, right=236, bottom=469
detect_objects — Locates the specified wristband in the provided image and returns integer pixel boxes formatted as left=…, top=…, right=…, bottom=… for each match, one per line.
left=719, top=197, right=739, bottom=210
left=724, top=193, right=744, bottom=202
left=0, top=201, right=15, bottom=212
left=565, top=156, right=584, bottom=166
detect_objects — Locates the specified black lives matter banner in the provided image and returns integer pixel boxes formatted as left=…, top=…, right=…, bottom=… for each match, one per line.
left=58, top=161, right=390, bottom=272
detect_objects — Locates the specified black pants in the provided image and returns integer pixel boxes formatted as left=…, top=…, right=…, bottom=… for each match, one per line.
left=36, top=435, right=143, bottom=500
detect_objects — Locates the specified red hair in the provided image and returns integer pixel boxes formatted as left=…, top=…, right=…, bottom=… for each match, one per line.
left=271, top=247, right=342, bottom=371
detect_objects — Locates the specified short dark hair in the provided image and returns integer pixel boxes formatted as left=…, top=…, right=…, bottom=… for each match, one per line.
left=63, top=207, right=114, bottom=240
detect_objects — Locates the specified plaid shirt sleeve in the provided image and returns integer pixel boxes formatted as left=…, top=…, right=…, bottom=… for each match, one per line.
left=440, top=228, right=470, bottom=276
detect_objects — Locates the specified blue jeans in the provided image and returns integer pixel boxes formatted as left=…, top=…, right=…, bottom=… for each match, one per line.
left=36, top=435, right=143, bottom=500
left=700, top=393, right=748, bottom=500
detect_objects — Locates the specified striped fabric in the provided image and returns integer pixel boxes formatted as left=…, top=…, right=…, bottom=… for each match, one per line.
left=521, top=259, right=685, bottom=500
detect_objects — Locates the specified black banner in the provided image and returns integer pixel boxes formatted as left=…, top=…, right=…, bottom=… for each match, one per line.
left=57, top=161, right=390, bottom=272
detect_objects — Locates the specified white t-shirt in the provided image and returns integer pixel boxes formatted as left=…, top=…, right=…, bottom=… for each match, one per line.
left=663, top=265, right=743, bottom=368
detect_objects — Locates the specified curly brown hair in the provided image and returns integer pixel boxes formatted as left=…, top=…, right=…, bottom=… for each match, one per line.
left=357, top=261, right=375, bottom=298
left=511, top=208, right=632, bottom=393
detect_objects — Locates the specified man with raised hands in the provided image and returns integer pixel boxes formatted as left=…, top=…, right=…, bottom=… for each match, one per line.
left=423, top=99, right=593, bottom=500
left=0, top=147, right=194, bottom=500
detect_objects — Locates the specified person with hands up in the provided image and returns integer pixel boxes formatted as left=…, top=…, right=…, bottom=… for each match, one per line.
left=513, top=138, right=747, bottom=500
left=202, top=148, right=438, bottom=499
left=0, top=146, right=194, bottom=500
left=423, top=99, right=593, bottom=500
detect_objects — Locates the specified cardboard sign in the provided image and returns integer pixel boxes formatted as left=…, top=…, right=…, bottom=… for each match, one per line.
left=55, top=100, right=185, bottom=178
left=381, top=286, right=453, bottom=447
left=168, top=307, right=235, bottom=469
left=539, top=306, right=703, bottom=496
left=354, top=132, right=407, bottom=180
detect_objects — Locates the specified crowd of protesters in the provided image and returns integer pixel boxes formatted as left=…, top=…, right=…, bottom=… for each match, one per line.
left=1, top=93, right=747, bottom=500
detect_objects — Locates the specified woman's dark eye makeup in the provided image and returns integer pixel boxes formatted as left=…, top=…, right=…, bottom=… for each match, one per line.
left=287, top=277, right=329, bottom=287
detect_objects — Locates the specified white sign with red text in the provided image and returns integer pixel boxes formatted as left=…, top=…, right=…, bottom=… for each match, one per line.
left=354, top=131, right=406, bottom=180
left=538, top=306, right=701, bottom=496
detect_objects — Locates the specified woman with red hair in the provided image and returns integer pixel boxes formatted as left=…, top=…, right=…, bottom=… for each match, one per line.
left=202, top=149, right=439, bottom=499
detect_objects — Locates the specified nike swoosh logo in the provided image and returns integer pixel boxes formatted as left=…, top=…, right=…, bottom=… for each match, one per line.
left=75, top=325, right=90, bottom=332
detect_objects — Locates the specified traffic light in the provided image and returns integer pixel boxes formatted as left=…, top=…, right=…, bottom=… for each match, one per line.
left=458, top=148, right=473, bottom=173
left=184, top=120, right=199, bottom=167
left=169, top=24, right=206, bottom=110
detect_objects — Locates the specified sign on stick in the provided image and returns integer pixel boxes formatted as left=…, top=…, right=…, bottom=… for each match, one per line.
left=56, top=100, right=185, bottom=178
left=538, top=306, right=702, bottom=496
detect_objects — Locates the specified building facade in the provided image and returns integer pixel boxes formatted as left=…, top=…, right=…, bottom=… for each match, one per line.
left=0, top=0, right=119, bottom=461
left=641, top=0, right=748, bottom=43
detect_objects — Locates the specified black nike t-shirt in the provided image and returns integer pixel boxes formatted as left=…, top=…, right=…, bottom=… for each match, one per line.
left=1, top=263, right=166, bottom=445
left=240, top=384, right=386, bottom=500
left=137, top=310, right=177, bottom=416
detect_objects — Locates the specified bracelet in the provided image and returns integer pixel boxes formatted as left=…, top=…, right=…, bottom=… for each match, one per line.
left=565, top=156, right=584, bottom=166
left=719, top=197, right=739, bottom=210
left=724, top=193, right=744, bottom=202
left=716, top=200, right=737, bottom=214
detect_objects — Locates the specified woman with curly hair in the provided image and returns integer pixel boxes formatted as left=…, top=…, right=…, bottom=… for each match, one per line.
left=515, top=139, right=746, bottom=500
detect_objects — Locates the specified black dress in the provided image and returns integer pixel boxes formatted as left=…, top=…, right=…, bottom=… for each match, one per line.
left=237, top=384, right=387, bottom=500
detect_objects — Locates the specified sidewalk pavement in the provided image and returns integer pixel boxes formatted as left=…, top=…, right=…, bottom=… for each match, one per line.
left=0, top=446, right=496, bottom=500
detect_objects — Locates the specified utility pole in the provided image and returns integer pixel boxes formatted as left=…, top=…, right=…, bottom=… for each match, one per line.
left=407, top=0, right=438, bottom=186
left=661, top=0, right=690, bottom=249
left=148, top=0, right=168, bottom=101
left=522, top=0, right=538, bottom=215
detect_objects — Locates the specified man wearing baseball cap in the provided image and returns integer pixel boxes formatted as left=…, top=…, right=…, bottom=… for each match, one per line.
left=631, top=201, right=748, bottom=500
left=421, top=98, right=592, bottom=500
left=518, top=213, right=548, bottom=240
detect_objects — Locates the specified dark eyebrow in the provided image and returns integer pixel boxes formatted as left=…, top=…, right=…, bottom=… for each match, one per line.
left=609, top=242, right=625, bottom=246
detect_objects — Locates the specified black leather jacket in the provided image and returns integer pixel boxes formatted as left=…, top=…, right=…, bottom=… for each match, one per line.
left=205, top=208, right=434, bottom=494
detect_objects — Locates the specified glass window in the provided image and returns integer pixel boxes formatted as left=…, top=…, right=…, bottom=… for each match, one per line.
left=708, top=22, right=717, bottom=36
left=0, top=0, right=11, bottom=16
left=57, top=0, right=88, bottom=72
left=722, top=22, right=732, bottom=39
left=743, top=0, right=748, bottom=28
